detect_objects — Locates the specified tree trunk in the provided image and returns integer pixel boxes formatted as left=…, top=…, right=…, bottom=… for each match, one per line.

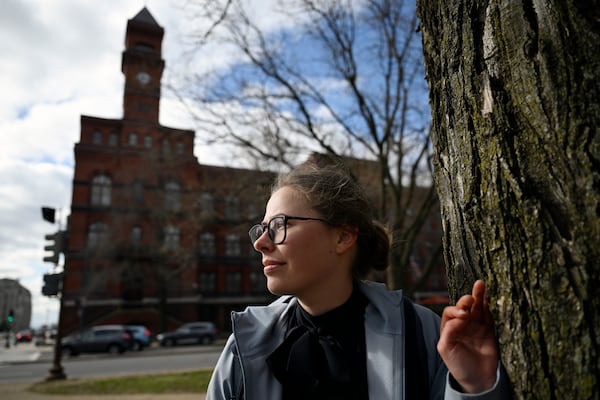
left=417, top=0, right=600, bottom=398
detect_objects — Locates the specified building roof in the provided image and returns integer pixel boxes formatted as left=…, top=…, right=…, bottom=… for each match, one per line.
left=131, top=7, right=160, bottom=27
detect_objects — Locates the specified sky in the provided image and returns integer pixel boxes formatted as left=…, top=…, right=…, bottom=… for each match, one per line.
left=0, top=0, right=291, bottom=329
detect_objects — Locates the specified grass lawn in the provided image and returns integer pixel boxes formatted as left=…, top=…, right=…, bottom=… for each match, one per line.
left=28, top=369, right=212, bottom=395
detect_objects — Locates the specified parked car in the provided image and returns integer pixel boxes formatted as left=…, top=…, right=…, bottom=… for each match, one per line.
left=15, top=329, right=34, bottom=343
left=61, top=325, right=134, bottom=356
left=156, top=322, right=217, bottom=346
left=125, top=325, right=152, bottom=351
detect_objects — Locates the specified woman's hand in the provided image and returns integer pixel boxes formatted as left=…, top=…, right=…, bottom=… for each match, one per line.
left=438, top=280, right=499, bottom=393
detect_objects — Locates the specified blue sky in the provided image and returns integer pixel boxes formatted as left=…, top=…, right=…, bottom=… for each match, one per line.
left=0, top=0, right=292, bottom=328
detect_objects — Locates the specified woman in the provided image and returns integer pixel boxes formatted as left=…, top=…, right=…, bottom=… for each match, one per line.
left=207, top=158, right=510, bottom=399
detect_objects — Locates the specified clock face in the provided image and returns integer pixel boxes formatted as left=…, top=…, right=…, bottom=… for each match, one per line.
left=136, top=72, right=151, bottom=85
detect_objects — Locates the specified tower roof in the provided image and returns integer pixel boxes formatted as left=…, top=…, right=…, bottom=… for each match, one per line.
left=131, top=7, right=160, bottom=27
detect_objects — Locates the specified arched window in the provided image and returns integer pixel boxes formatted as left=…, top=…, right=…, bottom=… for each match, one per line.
left=108, top=133, right=118, bottom=146
left=131, top=226, right=142, bottom=247
left=162, top=140, right=171, bottom=156
left=200, top=193, right=214, bottom=215
left=129, top=133, right=138, bottom=146
left=91, top=175, right=111, bottom=206
left=92, top=130, right=102, bottom=145
left=247, top=202, right=260, bottom=220
left=225, top=234, right=240, bottom=256
left=250, top=271, right=266, bottom=293
left=164, top=225, right=179, bottom=250
left=87, top=222, right=109, bottom=249
left=132, top=181, right=144, bottom=204
left=144, top=135, right=152, bottom=149
left=226, top=272, right=242, bottom=293
left=198, top=232, right=216, bottom=256
left=164, top=181, right=180, bottom=210
left=199, top=272, right=216, bottom=293
left=225, top=196, right=240, bottom=220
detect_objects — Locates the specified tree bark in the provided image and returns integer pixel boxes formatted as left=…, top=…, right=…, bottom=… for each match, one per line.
left=417, top=0, right=600, bottom=398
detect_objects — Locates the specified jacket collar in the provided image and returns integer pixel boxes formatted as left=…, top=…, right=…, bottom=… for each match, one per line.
left=231, top=280, right=405, bottom=359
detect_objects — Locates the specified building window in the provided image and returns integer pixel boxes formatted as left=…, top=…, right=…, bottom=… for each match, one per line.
left=226, top=272, right=242, bottom=294
left=198, top=232, right=215, bottom=256
left=200, top=193, right=214, bottom=214
left=91, top=175, right=111, bottom=206
left=225, top=234, right=240, bottom=256
left=162, top=140, right=170, bottom=156
left=164, top=225, right=179, bottom=250
left=131, top=226, right=142, bottom=247
left=129, top=133, right=138, bottom=146
left=250, top=271, right=266, bottom=293
left=92, top=130, right=102, bottom=145
left=87, top=222, right=109, bottom=249
left=176, top=141, right=184, bottom=155
left=199, top=272, right=216, bottom=293
left=108, top=133, right=118, bottom=146
left=225, top=196, right=240, bottom=220
left=144, top=136, right=152, bottom=149
left=164, top=181, right=180, bottom=211
left=132, top=181, right=144, bottom=204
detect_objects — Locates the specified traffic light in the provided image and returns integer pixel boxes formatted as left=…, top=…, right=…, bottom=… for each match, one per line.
left=7, top=309, right=14, bottom=323
left=43, top=231, right=65, bottom=265
left=42, top=272, right=63, bottom=296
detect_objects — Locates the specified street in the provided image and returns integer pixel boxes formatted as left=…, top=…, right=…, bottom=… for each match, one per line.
left=0, top=341, right=223, bottom=384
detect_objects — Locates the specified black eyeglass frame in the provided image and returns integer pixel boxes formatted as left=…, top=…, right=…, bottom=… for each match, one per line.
left=249, top=215, right=328, bottom=245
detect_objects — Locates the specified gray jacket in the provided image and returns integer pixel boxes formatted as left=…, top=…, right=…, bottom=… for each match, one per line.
left=207, top=280, right=510, bottom=400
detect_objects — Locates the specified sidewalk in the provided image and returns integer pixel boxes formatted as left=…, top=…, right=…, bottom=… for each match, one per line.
left=0, top=341, right=47, bottom=363
left=0, top=383, right=205, bottom=400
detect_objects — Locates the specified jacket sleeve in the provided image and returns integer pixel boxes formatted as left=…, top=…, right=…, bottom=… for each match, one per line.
left=444, top=363, right=512, bottom=400
left=206, top=335, right=244, bottom=400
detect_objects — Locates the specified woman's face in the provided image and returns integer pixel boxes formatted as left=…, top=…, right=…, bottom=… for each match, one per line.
left=253, top=186, right=351, bottom=301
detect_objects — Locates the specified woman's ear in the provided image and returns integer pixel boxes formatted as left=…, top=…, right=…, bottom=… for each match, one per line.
left=335, top=225, right=358, bottom=254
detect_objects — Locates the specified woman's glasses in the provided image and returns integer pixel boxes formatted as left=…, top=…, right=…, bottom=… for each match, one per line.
left=249, top=215, right=328, bottom=245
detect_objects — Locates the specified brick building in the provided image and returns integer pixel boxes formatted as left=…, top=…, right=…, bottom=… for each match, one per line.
left=61, top=7, right=447, bottom=337
left=62, top=8, right=276, bottom=336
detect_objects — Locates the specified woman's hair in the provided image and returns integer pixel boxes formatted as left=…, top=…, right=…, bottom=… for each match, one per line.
left=273, top=155, right=390, bottom=277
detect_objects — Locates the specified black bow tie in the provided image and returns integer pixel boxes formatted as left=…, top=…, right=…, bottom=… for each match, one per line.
left=266, top=307, right=352, bottom=400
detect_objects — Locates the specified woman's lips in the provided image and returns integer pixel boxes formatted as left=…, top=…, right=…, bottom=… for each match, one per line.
left=263, top=260, right=284, bottom=274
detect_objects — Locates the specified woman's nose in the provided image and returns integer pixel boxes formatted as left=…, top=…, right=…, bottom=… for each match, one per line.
left=253, top=229, right=273, bottom=252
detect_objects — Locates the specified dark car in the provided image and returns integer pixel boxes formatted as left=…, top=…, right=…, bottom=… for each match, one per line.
left=125, top=325, right=152, bottom=351
left=61, top=325, right=134, bottom=356
left=156, top=322, right=217, bottom=346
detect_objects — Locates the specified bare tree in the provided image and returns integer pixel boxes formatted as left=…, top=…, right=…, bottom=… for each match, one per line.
left=174, top=0, right=440, bottom=291
left=417, top=0, right=600, bottom=398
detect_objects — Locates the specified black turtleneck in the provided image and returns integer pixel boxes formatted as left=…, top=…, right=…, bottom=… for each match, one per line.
left=266, top=284, right=369, bottom=400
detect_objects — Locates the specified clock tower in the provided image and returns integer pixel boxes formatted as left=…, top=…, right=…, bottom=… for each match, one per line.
left=121, top=7, right=164, bottom=122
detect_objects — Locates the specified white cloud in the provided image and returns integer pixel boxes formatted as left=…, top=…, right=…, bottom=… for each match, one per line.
left=0, top=0, right=190, bottom=329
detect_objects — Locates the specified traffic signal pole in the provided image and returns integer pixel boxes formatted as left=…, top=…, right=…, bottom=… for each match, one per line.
left=4, top=309, right=14, bottom=348
left=46, top=295, right=66, bottom=381
left=41, top=206, right=67, bottom=381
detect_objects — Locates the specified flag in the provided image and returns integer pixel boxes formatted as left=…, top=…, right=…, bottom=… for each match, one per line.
left=41, top=207, right=55, bottom=223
